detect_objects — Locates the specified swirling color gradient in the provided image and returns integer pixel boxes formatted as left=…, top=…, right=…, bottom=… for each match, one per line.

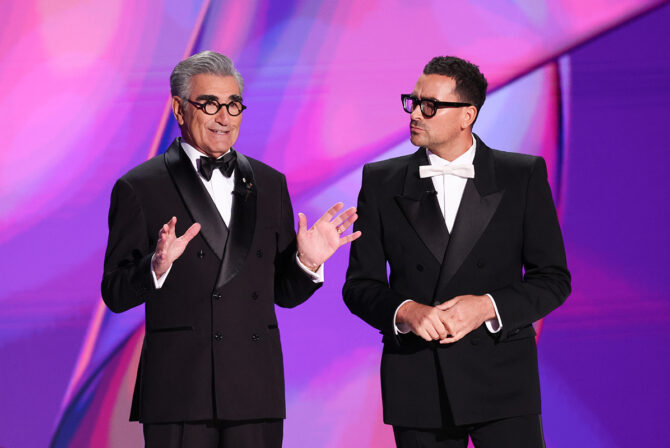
left=1, top=1, right=669, bottom=447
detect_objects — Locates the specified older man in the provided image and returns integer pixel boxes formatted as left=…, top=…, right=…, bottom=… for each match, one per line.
left=102, top=51, right=359, bottom=447
left=343, top=56, right=570, bottom=447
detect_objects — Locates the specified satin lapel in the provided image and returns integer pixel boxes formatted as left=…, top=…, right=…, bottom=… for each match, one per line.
left=216, top=151, right=257, bottom=288
left=395, top=149, right=449, bottom=263
left=436, top=136, right=503, bottom=291
left=164, top=139, right=228, bottom=260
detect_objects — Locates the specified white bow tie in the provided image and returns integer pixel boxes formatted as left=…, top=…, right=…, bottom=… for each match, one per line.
left=419, top=164, right=475, bottom=179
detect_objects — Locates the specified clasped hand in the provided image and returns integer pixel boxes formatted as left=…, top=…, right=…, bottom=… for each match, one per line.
left=396, top=295, right=494, bottom=344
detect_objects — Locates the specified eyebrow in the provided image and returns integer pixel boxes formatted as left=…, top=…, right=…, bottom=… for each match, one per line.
left=195, top=94, right=219, bottom=102
left=414, top=95, right=439, bottom=101
left=194, top=94, right=243, bottom=102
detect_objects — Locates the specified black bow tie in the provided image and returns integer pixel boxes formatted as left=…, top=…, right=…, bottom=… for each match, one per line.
left=199, top=151, right=237, bottom=180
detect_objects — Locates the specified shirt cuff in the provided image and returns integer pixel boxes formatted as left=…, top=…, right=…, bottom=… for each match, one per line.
left=393, top=299, right=415, bottom=335
left=484, top=293, right=503, bottom=333
left=295, top=253, right=324, bottom=283
left=150, top=253, right=172, bottom=289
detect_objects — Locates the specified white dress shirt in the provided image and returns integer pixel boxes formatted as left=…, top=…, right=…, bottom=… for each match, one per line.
left=393, top=136, right=502, bottom=334
left=151, top=141, right=324, bottom=288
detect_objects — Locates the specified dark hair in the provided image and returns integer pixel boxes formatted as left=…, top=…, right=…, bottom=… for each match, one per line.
left=423, top=56, right=488, bottom=123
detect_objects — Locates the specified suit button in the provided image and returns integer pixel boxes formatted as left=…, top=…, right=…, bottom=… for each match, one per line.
left=212, top=293, right=222, bottom=300
left=256, top=249, right=263, bottom=258
left=416, top=264, right=424, bottom=272
left=214, top=332, right=223, bottom=341
left=471, top=337, right=481, bottom=345
left=476, top=259, right=485, bottom=268
left=251, top=334, right=260, bottom=342
left=198, top=250, right=205, bottom=259
left=251, top=292, right=259, bottom=300
left=511, top=329, right=520, bottom=335
left=432, top=300, right=440, bottom=306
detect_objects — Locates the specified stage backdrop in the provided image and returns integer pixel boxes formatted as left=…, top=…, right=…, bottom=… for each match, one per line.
left=1, top=1, right=669, bottom=447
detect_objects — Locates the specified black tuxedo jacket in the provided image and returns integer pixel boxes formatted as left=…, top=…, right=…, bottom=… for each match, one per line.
left=101, top=139, right=320, bottom=424
left=343, top=135, right=570, bottom=427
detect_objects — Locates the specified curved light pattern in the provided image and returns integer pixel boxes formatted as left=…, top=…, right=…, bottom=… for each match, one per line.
left=0, top=1, right=666, bottom=447
left=52, top=60, right=564, bottom=447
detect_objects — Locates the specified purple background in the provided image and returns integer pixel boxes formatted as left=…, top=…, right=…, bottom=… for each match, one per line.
left=1, top=1, right=669, bottom=446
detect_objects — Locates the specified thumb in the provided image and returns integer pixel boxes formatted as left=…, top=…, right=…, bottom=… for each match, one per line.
left=436, top=299, right=457, bottom=311
left=181, top=222, right=201, bottom=243
left=297, top=212, right=308, bottom=233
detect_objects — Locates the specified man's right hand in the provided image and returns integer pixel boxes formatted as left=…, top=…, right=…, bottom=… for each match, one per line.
left=152, top=216, right=201, bottom=279
left=395, top=301, right=449, bottom=341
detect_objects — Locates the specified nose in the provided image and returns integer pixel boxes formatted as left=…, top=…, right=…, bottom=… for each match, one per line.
left=215, top=106, right=232, bottom=124
left=410, top=103, right=423, bottom=121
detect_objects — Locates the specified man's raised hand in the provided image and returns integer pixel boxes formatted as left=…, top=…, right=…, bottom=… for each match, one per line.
left=152, top=217, right=201, bottom=279
left=296, top=202, right=361, bottom=271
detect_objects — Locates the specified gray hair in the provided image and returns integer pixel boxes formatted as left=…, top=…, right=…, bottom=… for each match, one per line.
left=170, top=50, right=245, bottom=100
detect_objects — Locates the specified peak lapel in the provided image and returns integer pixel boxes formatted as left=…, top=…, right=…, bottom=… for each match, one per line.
left=216, top=151, right=257, bottom=288
left=395, top=149, right=450, bottom=263
left=436, top=137, right=503, bottom=292
left=164, top=139, right=228, bottom=260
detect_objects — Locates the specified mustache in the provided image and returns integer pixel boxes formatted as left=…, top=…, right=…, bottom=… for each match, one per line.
left=410, top=120, right=424, bottom=129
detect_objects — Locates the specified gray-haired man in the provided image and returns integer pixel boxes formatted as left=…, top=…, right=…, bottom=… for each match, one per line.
left=102, top=50, right=360, bottom=447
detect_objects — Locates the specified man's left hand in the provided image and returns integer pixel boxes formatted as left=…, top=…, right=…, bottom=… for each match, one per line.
left=297, top=202, right=362, bottom=271
left=436, top=295, right=495, bottom=344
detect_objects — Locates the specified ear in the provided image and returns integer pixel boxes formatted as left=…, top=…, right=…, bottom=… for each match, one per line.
left=171, top=96, right=185, bottom=126
left=462, top=105, right=478, bottom=129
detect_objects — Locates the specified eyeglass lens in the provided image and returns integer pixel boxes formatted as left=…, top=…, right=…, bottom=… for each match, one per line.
left=202, top=100, right=244, bottom=116
left=403, top=96, right=435, bottom=117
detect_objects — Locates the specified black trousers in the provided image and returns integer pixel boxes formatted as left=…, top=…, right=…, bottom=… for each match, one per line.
left=393, top=414, right=546, bottom=448
left=143, top=419, right=283, bottom=448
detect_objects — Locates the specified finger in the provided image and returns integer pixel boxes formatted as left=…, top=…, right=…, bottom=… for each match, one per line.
left=330, top=207, right=357, bottom=227
left=436, top=297, right=459, bottom=311
left=158, top=222, right=169, bottom=239
left=335, top=212, right=358, bottom=231
left=297, top=212, right=308, bottom=233
left=434, top=321, right=449, bottom=340
left=167, top=216, right=177, bottom=236
left=180, top=222, right=201, bottom=243
left=338, top=231, right=362, bottom=245
left=417, top=328, right=433, bottom=342
left=440, top=332, right=464, bottom=344
left=431, top=316, right=449, bottom=339
left=438, top=312, right=455, bottom=336
left=424, top=325, right=439, bottom=341
left=318, top=202, right=344, bottom=223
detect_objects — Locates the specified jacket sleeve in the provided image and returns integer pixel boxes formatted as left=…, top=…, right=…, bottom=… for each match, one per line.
left=273, top=174, right=321, bottom=308
left=101, top=178, right=159, bottom=313
left=342, top=164, right=406, bottom=336
left=491, top=157, right=571, bottom=339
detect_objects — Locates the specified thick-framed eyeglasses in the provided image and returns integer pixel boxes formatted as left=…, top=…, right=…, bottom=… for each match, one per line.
left=187, top=99, right=247, bottom=116
left=401, top=94, right=471, bottom=118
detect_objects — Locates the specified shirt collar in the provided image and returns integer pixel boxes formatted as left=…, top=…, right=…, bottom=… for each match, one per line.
left=425, top=135, right=476, bottom=167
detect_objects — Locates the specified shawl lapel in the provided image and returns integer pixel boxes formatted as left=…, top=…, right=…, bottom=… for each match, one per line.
left=164, top=139, right=228, bottom=260
left=216, top=152, right=257, bottom=288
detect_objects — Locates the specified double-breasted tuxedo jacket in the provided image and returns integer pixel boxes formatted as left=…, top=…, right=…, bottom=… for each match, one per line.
left=102, top=139, right=320, bottom=424
left=343, top=135, right=570, bottom=428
